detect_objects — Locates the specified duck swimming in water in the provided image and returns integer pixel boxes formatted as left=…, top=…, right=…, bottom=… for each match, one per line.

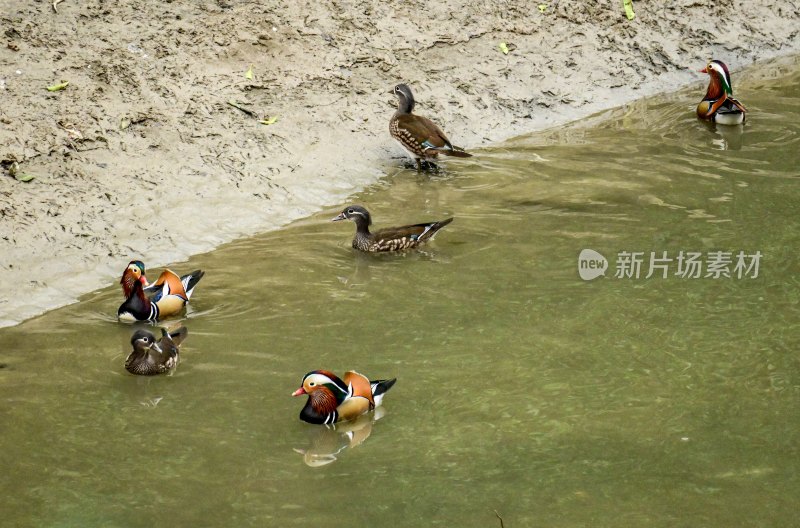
left=125, top=326, right=187, bottom=376
left=292, top=370, right=396, bottom=425
left=697, top=60, right=747, bottom=125
left=118, top=261, right=204, bottom=322
left=332, top=205, right=453, bottom=252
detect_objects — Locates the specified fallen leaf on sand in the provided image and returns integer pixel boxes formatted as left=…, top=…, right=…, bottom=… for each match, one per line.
left=499, top=42, right=509, bottom=55
left=245, top=65, right=254, bottom=80
left=15, top=173, right=36, bottom=183
left=8, top=162, right=35, bottom=182
left=259, top=117, right=278, bottom=125
left=623, top=0, right=635, bottom=20
left=46, top=80, right=69, bottom=92
left=538, top=4, right=548, bottom=12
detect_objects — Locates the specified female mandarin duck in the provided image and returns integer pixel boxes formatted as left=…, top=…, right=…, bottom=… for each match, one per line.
left=118, top=260, right=204, bottom=322
left=390, top=83, right=471, bottom=170
left=125, top=326, right=187, bottom=375
left=697, top=60, right=747, bottom=125
left=332, top=205, right=453, bottom=252
left=292, top=370, right=396, bottom=425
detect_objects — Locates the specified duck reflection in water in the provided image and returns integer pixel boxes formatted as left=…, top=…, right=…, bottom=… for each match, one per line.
left=335, top=247, right=448, bottom=290
left=698, top=120, right=744, bottom=151
left=711, top=122, right=744, bottom=151
left=294, top=408, right=385, bottom=467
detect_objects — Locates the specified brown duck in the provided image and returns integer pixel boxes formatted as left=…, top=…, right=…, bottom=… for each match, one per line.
left=389, top=83, right=471, bottom=170
left=125, top=326, right=187, bottom=376
left=332, top=205, right=453, bottom=252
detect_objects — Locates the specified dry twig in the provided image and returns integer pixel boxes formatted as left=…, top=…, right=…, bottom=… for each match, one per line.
left=493, top=510, right=505, bottom=528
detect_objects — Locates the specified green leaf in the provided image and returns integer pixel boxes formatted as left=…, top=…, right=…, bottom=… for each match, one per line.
left=499, top=42, right=509, bottom=55
left=259, top=116, right=278, bottom=125
left=245, top=65, right=254, bottom=80
left=46, top=80, right=69, bottom=92
left=538, top=3, right=548, bottom=12
left=15, top=173, right=35, bottom=182
left=623, top=0, right=635, bottom=20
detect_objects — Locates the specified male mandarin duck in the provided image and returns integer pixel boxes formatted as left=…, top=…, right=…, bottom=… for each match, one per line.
left=332, top=205, right=453, bottom=252
left=125, top=326, right=187, bottom=375
left=292, top=370, right=396, bottom=425
left=697, top=60, right=747, bottom=125
left=118, top=260, right=204, bottom=322
left=390, top=83, right=471, bottom=170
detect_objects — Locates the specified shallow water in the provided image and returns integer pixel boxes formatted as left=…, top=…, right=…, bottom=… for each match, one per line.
left=2, top=58, right=799, bottom=527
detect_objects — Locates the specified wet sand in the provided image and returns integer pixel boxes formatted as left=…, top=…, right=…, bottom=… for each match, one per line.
left=1, top=0, right=798, bottom=326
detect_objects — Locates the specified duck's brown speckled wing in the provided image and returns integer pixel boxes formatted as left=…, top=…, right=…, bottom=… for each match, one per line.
left=369, top=218, right=454, bottom=251
left=394, top=114, right=452, bottom=151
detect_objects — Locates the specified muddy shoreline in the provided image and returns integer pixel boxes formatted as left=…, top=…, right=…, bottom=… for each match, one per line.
left=1, top=1, right=798, bottom=327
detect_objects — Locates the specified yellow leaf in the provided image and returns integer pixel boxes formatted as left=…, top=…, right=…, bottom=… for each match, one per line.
left=15, top=173, right=35, bottom=182
left=245, top=65, right=254, bottom=80
left=46, top=80, right=69, bottom=91
left=9, top=162, right=35, bottom=182
left=538, top=3, right=548, bottom=12
left=623, top=0, right=635, bottom=20
left=259, top=116, right=278, bottom=125
left=499, top=42, right=509, bottom=55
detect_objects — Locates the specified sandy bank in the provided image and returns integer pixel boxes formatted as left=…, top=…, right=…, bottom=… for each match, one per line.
left=1, top=0, right=798, bottom=326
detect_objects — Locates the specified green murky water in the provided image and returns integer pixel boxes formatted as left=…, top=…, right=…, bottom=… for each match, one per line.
left=2, top=58, right=799, bottom=527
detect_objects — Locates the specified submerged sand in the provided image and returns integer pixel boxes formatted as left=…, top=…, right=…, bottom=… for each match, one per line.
left=1, top=0, right=798, bottom=326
